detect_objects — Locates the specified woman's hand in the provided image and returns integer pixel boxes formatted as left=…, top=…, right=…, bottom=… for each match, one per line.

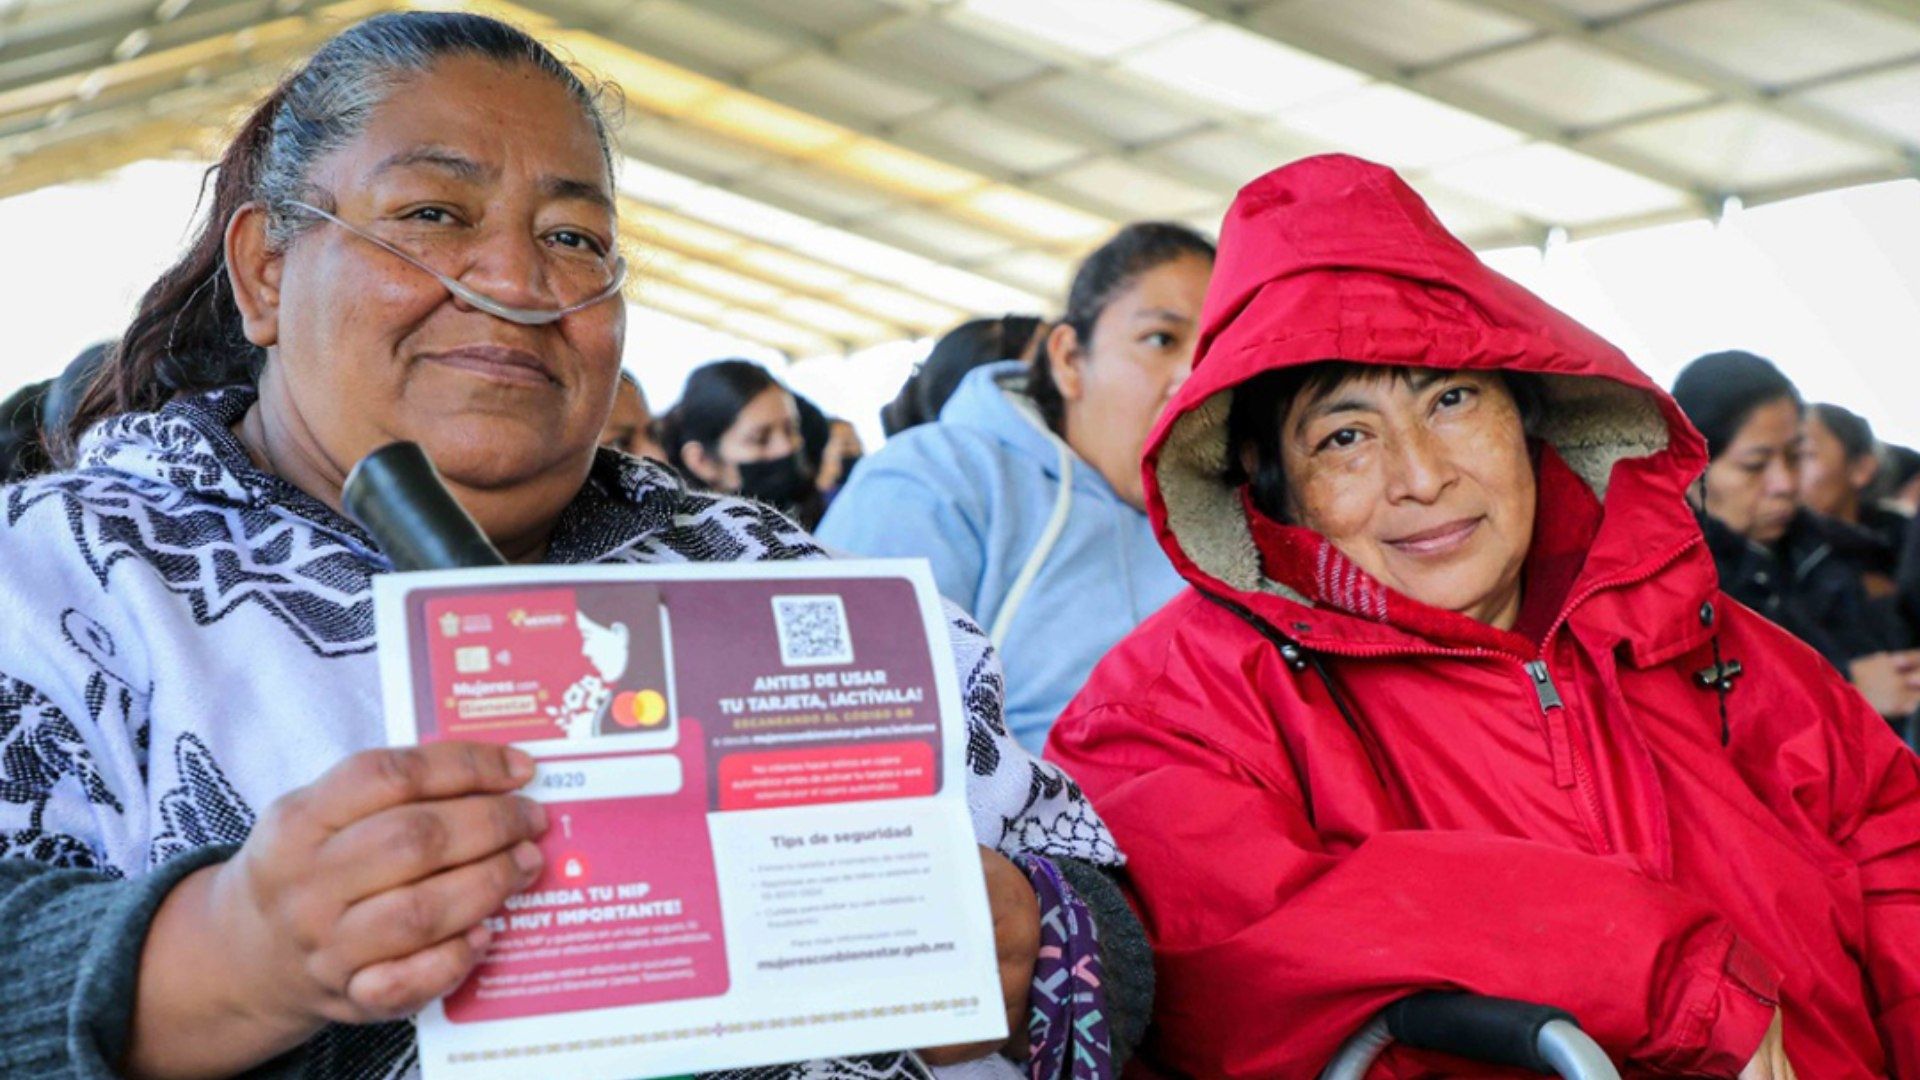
left=1739, top=1009, right=1795, bottom=1080
left=126, top=743, right=547, bottom=1079
left=918, top=846, right=1041, bottom=1067
left=1847, top=650, right=1920, bottom=717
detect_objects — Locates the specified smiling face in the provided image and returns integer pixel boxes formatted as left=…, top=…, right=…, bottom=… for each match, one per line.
left=226, top=55, right=623, bottom=553
left=1702, top=396, right=1802, bottom=544
left=1276, top=367, right=1536, bottom=629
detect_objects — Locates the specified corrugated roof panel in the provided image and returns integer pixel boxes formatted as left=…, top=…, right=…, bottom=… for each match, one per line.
left=1044, top=157, right=1220, bottom=218
left=1430, top=38, right=1715, bottom=130
left=1419, top=185, right=1541, bottom=246
left=1429, top=142, right=1692, bottom=225
left=611, top=0, right=793, bottom=77
left=894, top=107, right=1088, bottom=175
left=1274, top=83, right=1527, bottom=170
left=697, top=93, right=850, bottom=156
left=1256, top=0, right=1535, bottom=68
left=955, top=185, right=1114, bottom=243
left=1118, top=22, right=1368, bottom=113
left=748, top=54, right=944, bottom=126
left=775, top=296, right=894, bottom=341
left=835, top=283, right=970, bottom=329
left=709, top=0, right=895, bottom=40
left=622, top=204, right=748, bottom=256
left=957, top=0, right=1204, bottom=59
left=975, top=249, right=1076, bottom=298
left=835, top=139, right=982, bottom=197
left=864, top=206, right=1020, bottom=261
left=631, top=279, right=730, bottom=321
left=733, top=247, right=854, bottom=292
left=1532, top=0, right=1657, bottom=15
left=1798, top=63, right=1920, bottom=146
left=622, top=118, right=772, bottom=182
left=1146, top=128, right=1315, bottom=192
left=1588, top=101, right=1894, bottom=191
left=994, top=71, right=1205, bottom=147
left=1621, top=0, right=1920, bottom=87
left=730, top=162, right=899, bottom=220
left=840, top=18, right=1049, bottom=94
left=673, top=260, right=791, bottom=306
left=718, top=309, right=839, bottom=354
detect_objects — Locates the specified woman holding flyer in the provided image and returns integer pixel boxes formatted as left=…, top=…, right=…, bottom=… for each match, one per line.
left=0, top=13, right=1139, bottom=1080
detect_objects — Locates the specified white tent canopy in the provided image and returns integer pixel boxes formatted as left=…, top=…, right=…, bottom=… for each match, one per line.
left=3, top=0, right=1919, bottom=356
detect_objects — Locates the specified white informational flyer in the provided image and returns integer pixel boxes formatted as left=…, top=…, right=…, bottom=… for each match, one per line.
left=372, top=559, right=1006, bottom=1080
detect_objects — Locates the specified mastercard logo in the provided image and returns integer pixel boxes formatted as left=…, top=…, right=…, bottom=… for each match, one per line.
left=612, top=689, right=668, bottom=728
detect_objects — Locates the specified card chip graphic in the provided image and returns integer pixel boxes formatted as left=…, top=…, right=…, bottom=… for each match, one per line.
left=772, top=594, right=853, bottom=667
left=453, top=645, right=492, bottom=674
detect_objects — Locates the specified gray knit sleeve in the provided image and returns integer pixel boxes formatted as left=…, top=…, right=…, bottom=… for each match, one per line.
left=1052, top=856, right=1153, bottom=1071
left=0, top=844, right=237, bottom=1078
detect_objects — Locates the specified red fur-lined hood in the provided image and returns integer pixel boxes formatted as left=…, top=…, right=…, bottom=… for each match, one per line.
left=1142, top=154, right=1712, bottom=654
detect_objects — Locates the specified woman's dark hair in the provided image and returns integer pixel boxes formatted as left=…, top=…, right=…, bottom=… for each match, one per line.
left=1029, top=222, right=1216, bottom=435
left=793, top=391, right=832, bottom=475
left=1809, top=402, right=1875, bottom=463
left=1669, top=350, right=1802, bottom=461
left=0, top=379, right=51, bottom=483
left=882, top=314, right=1044, bottom=435
left=1883, top=444, right=1920, bottom=491
left=1226, top=361, right=1547, bottom=524
left=59, top=11, right=617, bottom=462
left=659, top=360, right=785, bottom=481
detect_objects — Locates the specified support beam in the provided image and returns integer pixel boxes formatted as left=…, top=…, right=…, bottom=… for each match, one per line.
left=1440, top=0, right=1920, bottom=163
left=620, top=197, right=941, bottom=341
left=1158, top=0, right=1716, bottom=211
left=858, top=0, right=1566, bottom=233
left=611, top=120, right=1052, bottom=309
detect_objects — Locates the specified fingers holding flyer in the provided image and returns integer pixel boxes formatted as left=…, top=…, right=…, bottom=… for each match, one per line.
left=374, top=560, right=1010, bottom=1080
left=917, top=846, right=1040, bottom=1067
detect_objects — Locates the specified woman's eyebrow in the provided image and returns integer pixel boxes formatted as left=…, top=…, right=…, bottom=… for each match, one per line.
left=1132, top=308, right=1193, bottom=324
left=542, top=175, right=614, bottom=211
left=373, top=146, right=490, bottom=182
left=1293, top=392, right=1379, bottom=439
left=368, top=149, right=610, bottom=212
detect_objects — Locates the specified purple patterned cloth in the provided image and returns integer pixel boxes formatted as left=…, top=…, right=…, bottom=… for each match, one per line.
left=1012, top=854, right=1113, bottom=1080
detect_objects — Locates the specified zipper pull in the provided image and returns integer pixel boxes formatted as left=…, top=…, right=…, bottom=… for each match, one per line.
left=1527, top=660, right=1564, bottom=712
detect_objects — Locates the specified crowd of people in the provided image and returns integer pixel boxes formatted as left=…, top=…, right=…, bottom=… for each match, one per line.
left=1, top=9, right=1917, bottom=1080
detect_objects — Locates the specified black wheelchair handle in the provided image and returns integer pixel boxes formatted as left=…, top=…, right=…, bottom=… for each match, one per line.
left=1384, top=991, right=1578, bottom=1073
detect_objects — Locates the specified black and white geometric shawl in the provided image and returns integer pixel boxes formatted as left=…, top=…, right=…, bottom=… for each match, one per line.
left=0, top=387, right=1118, bottom=1080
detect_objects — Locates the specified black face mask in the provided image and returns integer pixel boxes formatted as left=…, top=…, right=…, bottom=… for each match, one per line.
left=736, top=453, right=814, bottom=510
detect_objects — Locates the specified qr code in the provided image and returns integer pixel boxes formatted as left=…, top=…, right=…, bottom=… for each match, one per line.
left=772, top=594, right=854, bottom=667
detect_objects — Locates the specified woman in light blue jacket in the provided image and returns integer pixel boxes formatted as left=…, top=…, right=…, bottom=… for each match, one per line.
left=819, top=223, right=1214, bottom=752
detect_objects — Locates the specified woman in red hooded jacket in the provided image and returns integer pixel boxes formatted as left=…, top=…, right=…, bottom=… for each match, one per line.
left=1046, top=155, right=1920, bottom=1079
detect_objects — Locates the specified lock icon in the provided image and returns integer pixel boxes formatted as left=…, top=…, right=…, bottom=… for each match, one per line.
left=562, top=854, right=588, bottom=881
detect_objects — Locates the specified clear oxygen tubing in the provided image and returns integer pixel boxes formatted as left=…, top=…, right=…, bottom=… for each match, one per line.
left=286, top=200, right=628, bottom=326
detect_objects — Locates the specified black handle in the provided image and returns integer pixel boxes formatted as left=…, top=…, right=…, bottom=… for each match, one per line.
left=342, top=442, right=506, bottom=571
left=1383, top=992, right=1576, bottom=1074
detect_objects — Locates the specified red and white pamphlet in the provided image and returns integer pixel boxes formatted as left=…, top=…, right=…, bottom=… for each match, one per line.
left=374, top=559, right=1006, bottom=1080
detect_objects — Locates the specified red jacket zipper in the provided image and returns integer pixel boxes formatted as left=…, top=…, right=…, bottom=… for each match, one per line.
left=1238, top=536, right=1705, bottom=858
